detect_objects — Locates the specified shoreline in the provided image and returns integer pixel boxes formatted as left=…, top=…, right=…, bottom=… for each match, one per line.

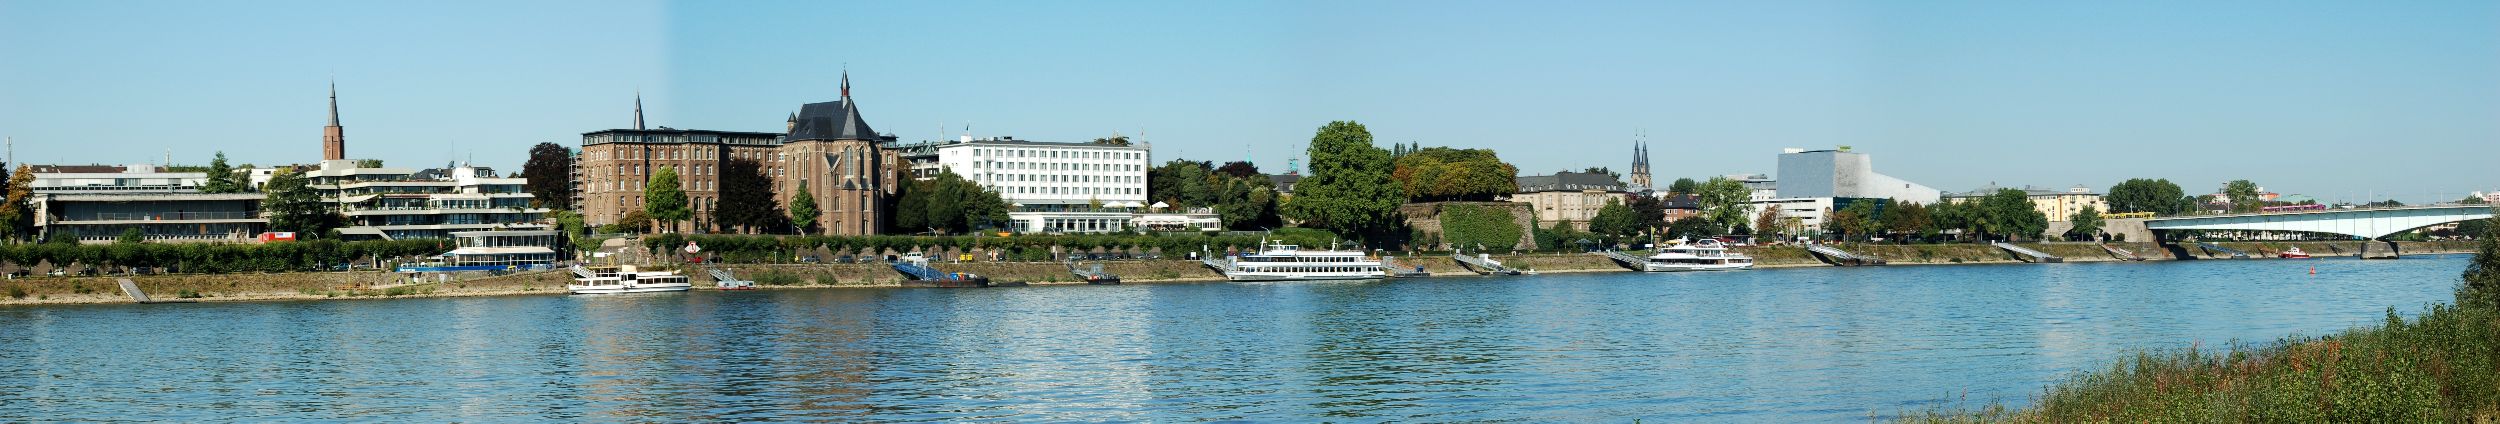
left=2, top=241, right=2478, bottom=307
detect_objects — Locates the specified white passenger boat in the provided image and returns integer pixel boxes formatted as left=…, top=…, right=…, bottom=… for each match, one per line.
left=1640, top=239, right=1754, bottom=272
left=1219, top=242, right=1387, bottom=282
left=568, top=265, right=693, bottom=294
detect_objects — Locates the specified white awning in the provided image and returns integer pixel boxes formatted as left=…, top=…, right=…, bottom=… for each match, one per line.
left=447, top=246, right=556, bottom=256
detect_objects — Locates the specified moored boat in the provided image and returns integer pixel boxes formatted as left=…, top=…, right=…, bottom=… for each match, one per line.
left=2278, top=247, right=2312, bottom=259
left=568, top=265, right=693, bottom=295
left=1640, top=239, right=1754, bottom=272
left=1218, top=241, right=1387, bottom=282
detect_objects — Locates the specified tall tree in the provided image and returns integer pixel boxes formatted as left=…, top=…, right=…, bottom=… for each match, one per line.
left=1667, top=178, right=1699, bottom=196
left=1390, top=146, right=1519, bottom=202
left=1214, top=161, right=1261, bottom=179
left=1979, top=188, right=2049, bottom=241
left=2462, top=216, right=2500, bottom=308
left=2066, top=206, right=2105, bottom=241
left=1696, top=177, right=1752, bottom=234
left=1886, top=201, right=1935, bottom=241
left=0, top=165, right=28, bottom=241
left=261, top=168, right=339, bottom=237
left=642, top=167, right=690, bottom=233
left=710, top=159, right=783, bottom=234
left=2106, top=178, right=2192, bottom=216
left=201, top=152, right=243, bottom=194
left=1149, top=160, right=1214, bottom=207
left=1580, top=166, right=1621, bottom=180
left=788, top=181, right=819, bottom=234
left=1626, top=194, right=1667, bottom=236
left=521, top=142, right=575, bottom=210
left=1754, top=205, right=1786, bottom=241
left=1588, top=200, right=1641, bottom=243
left=2222, top=180, right=2263, bottom=213
left=1280, top=121, right=1405, bottom=246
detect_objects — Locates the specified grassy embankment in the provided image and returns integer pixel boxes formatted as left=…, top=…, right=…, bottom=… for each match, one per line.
left=0, top=270, right=572, bottom=305
left=1898, top=236, right=2500, bottom=422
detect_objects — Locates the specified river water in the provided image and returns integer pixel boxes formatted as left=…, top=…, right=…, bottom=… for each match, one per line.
left=0, top=255, right=2470, bottom=422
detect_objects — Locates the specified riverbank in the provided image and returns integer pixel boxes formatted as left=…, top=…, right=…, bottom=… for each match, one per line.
left=1, top=241, right=2478, bottom=306
left=1900, top=301, right=2500, bottom=422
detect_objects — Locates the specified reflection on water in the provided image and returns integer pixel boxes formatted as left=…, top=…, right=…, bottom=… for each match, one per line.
left=0, top=255, right=2468, bottom=422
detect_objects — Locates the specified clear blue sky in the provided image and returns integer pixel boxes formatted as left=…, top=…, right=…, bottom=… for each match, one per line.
left=4, top=0, right=2495, bottom=204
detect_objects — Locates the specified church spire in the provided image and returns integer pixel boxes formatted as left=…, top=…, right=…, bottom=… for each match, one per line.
left=840, top=69, right=850, bottom=99
left=633, top=92, right=645, bottom=130
left=327, top=81, right=340, bottom=126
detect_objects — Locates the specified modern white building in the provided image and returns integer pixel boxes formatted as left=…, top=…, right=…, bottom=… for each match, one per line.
left=26, top=164, right=206, bottom=194
left=916, top=136, right=1154, bottom=233
left=304, top=159, right=550, bottom=240
left=1775, top=148, right=1940, bottom=204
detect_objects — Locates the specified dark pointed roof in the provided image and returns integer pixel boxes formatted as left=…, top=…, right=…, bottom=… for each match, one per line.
left=786, top=99, right=883, bottom=142
left=633, top=93, right=645, bottom=130
left=327, top=82, right=340, bottom=127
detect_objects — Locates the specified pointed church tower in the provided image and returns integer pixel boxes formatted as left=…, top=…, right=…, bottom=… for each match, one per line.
left=323, top=82, right=346, bottom=161
left=1628, top=137, right=1653, bottom=190
left=633, top=93, right=646, bottom=130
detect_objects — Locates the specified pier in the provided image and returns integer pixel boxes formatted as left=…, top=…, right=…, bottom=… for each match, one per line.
left=1804, top=244, right=1887, bottom=266
left=1993, top=242, right=2064, bottom=263
left=1596, top=250, right=1648, bottom=270
left=117, top=278, right=192, bottom=304
left=1379, top=257, right=1431, bottom=278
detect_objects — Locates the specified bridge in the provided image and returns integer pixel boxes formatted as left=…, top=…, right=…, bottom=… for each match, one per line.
left=2144, top=205, right=2492, bottom=258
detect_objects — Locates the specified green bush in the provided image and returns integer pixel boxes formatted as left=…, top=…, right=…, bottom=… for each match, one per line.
left=6, top=286, right=24, bottom=299
left=751, top=271, right=803, bottom=286
left=1440, top=204, right=1523, bottom=252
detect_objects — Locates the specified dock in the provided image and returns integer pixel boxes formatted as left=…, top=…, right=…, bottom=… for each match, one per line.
left=1804, top=244, right=1887, bottom=266
left=1065, top=261, right=1121, bottom=284
left=2098, top=244, right=2146, bottom=261
left=2195, top=242, right=2251, bottom=259
left=1451, top=251, right=1523, bottom=275
left=1379, top=257, right=1431, bottom=278
left=1993, top=242, right=2065, bottom=263
left=894, top=259, right=990, bottom=288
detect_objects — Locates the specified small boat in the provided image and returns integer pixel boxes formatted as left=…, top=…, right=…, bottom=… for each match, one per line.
left=1639, top=239, right=1755, bottom=272
left=568, top=265, right=692, bottom=295
left=2278, top=247, right=2312, bottom=259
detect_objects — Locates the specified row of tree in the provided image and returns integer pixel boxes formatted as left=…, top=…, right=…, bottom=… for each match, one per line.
left=1146, top=160, right=1283, bottom=231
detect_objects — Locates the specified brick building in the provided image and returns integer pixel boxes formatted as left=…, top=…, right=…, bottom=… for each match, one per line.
left=577, top=74, right=900, bottom=235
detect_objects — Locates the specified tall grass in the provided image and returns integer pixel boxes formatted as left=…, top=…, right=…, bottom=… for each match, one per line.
left=1904, top=218, right=2500, bottom=422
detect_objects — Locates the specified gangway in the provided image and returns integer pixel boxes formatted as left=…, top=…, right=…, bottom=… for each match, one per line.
left=2195, top=242, right=2250, bottom=259
left=1066, top=261, right=1122, bottom=284
left=1596, top=250, right=1648, bottom=270
left=891, top=261, right=945, bottom=280
left=1993, top=242, right=2064, bottom=263
left=118, top=278, right=191, bottom=304
left=1200, top=254, right=1236, bottom=274
left=893, top=255, right=990, bottom=287
left=2099, top=244, right=2146, bottom=261
left=1452, top=250, right=1523, bottom=275
left=1804, top=244, right=1886, bottom=266
left=572, top=265, right=599, bottom=279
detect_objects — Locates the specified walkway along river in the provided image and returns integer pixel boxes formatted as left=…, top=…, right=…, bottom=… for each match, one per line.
left=0, top=254, right=2470, bottom=421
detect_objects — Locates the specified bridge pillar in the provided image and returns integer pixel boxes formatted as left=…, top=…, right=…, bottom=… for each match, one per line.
left=2358, top=240, right=2401, bottom=260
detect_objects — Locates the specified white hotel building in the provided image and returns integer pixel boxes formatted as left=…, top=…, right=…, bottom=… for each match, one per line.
left=917, top=136, right=1157, bottom=233
left=304, top=159, right=551, bottom=240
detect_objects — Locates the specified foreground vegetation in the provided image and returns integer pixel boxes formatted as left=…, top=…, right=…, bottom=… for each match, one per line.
left=1904, top=219, right=2500, bottom=422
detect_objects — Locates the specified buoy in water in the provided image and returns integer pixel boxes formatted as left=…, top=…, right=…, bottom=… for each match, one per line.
left=2309, top=266, right=2316, bottom=275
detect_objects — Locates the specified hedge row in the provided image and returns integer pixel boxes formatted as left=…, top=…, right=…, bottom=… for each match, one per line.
left=0, top=239, right=447, bottom=274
